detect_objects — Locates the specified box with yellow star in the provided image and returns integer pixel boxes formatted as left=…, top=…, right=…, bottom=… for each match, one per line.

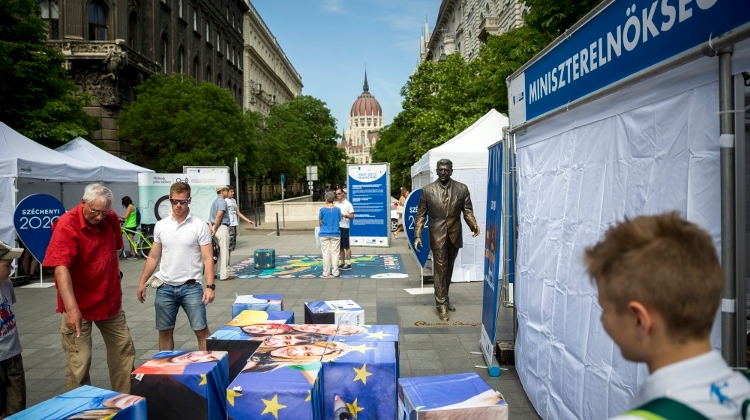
left=333, top=324, right=401, bottom=377
left=207, top=310, right=295, bottom=380
left=130, top=350, right=230, bottom=420
left=232, top=294, right=284, bottom=317
left=226, top=362, right=322, bottom=420
left=304, top=300, right=365, bottom=325
left=320, top=340, right=398, bottom=420
left=254, top=249, right=276, bottom=269
left=397, top=373, right=508, bottom=419
left=8, top=385, right=147, bottom=419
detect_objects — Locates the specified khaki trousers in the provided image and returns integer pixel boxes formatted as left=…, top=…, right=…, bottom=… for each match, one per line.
left=215, top=224, right=230, bottom=279
left=60, top=309, right=135, bottom=393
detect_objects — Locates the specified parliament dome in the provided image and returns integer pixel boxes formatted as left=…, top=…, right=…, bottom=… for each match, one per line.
left=350, top=73, right=382, bottom=117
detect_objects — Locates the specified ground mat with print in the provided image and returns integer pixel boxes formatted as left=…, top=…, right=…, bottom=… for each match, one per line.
left=231, top=254, right=407, bottom=279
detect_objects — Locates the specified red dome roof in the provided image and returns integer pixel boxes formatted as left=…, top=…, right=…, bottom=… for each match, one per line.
left=350, top=72, right=382, bottom=117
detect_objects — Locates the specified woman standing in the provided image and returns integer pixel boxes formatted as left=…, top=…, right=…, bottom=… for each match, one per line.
left=393, top=187, right=410, bottom=239
left=119, top=196, right=137, bottom=259
left=318, top=191, right=342, bottom=278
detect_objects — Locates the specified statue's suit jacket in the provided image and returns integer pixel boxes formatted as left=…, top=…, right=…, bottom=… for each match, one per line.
left=414, top=179, right=479, bottom=250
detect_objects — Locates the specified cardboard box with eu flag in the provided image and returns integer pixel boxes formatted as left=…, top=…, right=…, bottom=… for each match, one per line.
left=398, top=373, right=508, bottom=420
left=207, top=310, right=295, bottom=380
left=320, top=340, right=398, bottom=420
left=8, top=385, right=146, bottom=420
left=254, top=249, right=276, bottom=269
left=130, top=350, right=229, bottom=420
left=304, top=300, right=364, bottom=325
left=232, top=294, right=284, bottom=317
left=226, top=361, right=322, bottom=420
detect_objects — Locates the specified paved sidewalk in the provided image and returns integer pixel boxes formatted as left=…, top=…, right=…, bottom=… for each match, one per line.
left=13, top=225, right=540, bottom=419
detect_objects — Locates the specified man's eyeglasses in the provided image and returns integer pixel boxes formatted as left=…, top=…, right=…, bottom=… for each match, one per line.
left=170, top=199, right=189, bottom=205
left=86, top=207, right=110, bottom=217
left=336, top=192, right=343, bottom=196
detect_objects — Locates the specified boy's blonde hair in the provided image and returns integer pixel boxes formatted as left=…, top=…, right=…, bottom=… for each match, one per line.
left=584, top=212, right=722, bottom=342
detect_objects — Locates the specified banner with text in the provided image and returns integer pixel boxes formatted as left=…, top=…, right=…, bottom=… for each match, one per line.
left=14, top=194, right=66, bottom=263
left=404, top=190, right=430, bottom=267
left=481, top=143, right=504, bottom=366
left=348, top=163, right=390, bottom=247
left=138, top=173, right=231, bottom=225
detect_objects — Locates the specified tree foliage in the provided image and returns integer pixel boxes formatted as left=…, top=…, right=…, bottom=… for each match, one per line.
left=377, top=0, right=604, bottom=191
left=0, top=0, right=99, bottom=147
left=119, top=74, right=253, bottom=173
left=257, top=95, right=345, bottom=186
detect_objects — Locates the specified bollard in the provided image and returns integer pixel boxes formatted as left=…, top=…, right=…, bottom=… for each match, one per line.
left=276, top=213, right=280, bottom=236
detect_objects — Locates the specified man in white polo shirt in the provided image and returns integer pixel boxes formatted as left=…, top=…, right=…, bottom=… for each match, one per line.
left=136, top=181, right=216, bottom=350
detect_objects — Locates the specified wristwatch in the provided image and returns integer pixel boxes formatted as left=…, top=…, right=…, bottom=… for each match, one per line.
left=206, top=284, right=216, bottom=290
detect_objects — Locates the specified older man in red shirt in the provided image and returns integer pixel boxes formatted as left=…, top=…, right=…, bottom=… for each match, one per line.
left=43, top=184, right=135, bottom=393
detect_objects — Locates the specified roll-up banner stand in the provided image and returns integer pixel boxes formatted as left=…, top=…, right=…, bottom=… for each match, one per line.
left=348, top=163, right=390, bottom=247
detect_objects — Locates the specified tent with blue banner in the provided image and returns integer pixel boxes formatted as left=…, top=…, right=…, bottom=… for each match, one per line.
left=504, top=0, right=750, bottom=418
left=410, top=109, right=509, bottom=282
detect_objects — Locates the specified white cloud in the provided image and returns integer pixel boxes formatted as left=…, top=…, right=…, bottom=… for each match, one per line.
left=321, top=0, right=347, bottom=14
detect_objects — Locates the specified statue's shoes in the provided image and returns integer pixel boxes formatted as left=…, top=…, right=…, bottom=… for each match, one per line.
left=447, top=303, right=456, bottom=312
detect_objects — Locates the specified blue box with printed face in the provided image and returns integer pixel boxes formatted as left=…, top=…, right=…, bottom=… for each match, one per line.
left=7, top=385, right=147, bottom=420
left=226, top=362, right=322, bottom=420
left=232, top=294, right=284, bottom=317
left=254, top=249, right=276, bottom=269
left=304, top=300, right=365, bottom=325
left=207, top=310, right=295, bottom=380
left=332, top=324, right=400, bottom=377
left=398, top=373, right=508, bottom=420
left=320, top=340, right=398, bottom=420
left=130, top=350, right=229, bottom=420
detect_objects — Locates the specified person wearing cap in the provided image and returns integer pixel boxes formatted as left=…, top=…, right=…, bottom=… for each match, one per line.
left=42, top=184, right=136, bottom=393
left=225, top=186, right=254, bottom=274
left=209, top=185, right=233, bottom=281
left=0, top=242, right=26, bottom=417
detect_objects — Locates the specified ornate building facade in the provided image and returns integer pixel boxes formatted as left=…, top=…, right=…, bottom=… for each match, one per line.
left=42, top=0, right=248, bottom=157
left=421, top=0, right=528, bottom=63
left=243, top=2, right=302, bottom=115
left=339, top=73, right=383, bottom=165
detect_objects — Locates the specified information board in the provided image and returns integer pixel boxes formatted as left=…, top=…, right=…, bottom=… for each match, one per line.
left=137, top=172, right=231, bottom=225
left=348, top=164, right=390, bottom=247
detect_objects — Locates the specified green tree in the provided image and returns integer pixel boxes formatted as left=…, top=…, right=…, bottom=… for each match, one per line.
left=522, top=0, right=604, bottom=38
left=371, top=115, right=413, bottom=191
left=258, top=95, right=345, bottom=186
left=118, top=74, right=254, bottom=173
left=0, top=0, right=98, bottom=147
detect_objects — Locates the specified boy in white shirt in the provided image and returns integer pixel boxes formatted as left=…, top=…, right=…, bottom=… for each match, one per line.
left=584, top=212, right=750, bottom=419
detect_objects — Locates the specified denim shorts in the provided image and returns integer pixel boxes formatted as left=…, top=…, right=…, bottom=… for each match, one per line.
left=154, top=282, right=207, bottom=331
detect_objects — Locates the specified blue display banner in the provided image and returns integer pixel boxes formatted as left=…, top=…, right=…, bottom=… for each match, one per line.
left=348, top=164, right=390, bottom=247
left=509, top=0, right=750, bottom=126
left=13, top=194, right=65, bottom=263
left=404, top=190, right=430, bottom=267
left=480, top=144, right=503, bottom=366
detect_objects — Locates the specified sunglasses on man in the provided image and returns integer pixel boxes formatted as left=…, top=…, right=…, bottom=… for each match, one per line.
left=170, top=199, right=190, bottom=205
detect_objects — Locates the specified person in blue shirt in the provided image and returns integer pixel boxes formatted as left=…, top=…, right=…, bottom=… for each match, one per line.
left=318, top=191, right=342, bottom=278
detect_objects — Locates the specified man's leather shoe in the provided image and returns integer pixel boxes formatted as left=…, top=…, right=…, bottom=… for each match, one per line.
left=438, top=307, right=449, bottom=321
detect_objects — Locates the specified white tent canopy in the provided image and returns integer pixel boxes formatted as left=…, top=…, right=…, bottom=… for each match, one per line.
left=411, top=109, right=509, bottom=282
left=56, top=137, right=153, bottom=182
left=55, top=137, right=154, bottom=210
left=0, top=123, right=105, bottom=245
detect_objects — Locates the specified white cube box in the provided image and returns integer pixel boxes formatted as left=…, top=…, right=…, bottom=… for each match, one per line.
left=304, top=300, right=364, bottom=325
left=231, top=294, right=283, bottom=317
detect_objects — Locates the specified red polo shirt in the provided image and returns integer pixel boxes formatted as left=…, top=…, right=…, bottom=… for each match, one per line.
left=43, top=205, right=123, bottom=321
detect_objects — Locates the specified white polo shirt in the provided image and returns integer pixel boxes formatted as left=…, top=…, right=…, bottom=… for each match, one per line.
left=153, top=212, right=212, bottom=286
left=335, top=199, right=354, bottom=229
left=611, top=350, right=750, bottom=419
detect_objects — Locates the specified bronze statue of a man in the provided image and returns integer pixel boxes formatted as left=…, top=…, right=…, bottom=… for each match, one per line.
left=414, top=159, right=480, bottom=321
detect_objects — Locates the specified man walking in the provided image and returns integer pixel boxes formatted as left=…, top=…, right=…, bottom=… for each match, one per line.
left=43, top=184, right=136, bottom=393
left=226, top=186, right=254, bottom=273
left=414, top=159, right=480, bottom=321
left=209, top=185, right=233, bottom=281
left=335, top=188, right=354, bottom=270
left=136, top=182, right=216, bottom=350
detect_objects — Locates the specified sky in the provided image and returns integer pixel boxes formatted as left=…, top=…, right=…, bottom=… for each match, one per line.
left=251, top=0, right=443, bottom=135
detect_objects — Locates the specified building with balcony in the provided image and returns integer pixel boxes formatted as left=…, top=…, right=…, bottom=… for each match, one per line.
left=243, top=2, right=302, bottom=115
left=339, top=73, right=383, bottom=165
left=41, top=0, right=248, bottom=157
left=421, top=0, right=528, bottom=63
